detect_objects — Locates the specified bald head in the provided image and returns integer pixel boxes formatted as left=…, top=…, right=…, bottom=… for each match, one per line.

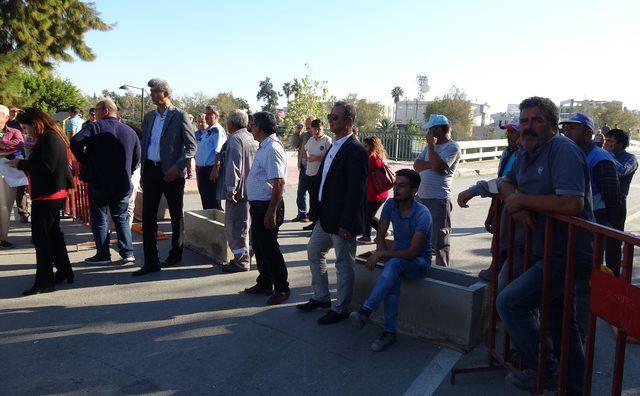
left=96, top=99, right=118, bottom=120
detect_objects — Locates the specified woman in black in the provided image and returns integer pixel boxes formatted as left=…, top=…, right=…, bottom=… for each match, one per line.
left=9, top=108, right=75, bottom=296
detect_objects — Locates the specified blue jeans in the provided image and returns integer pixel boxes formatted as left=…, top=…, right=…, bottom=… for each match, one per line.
left=496, top=262, right=585, bottom=393
left=363, top=257, right=430, bottom=332
left=296, top=167, right=308, bottom=215
left=89, top=186, right=134, bottom=260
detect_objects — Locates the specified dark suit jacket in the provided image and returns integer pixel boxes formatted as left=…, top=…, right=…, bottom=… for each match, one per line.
left=17, top=130, right=74, bottom=199
left=315, top=135, right=369, bottom=235
left=140, top=104, right=196, bottom=177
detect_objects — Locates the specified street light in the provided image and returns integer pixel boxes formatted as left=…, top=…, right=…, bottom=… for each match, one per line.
left=119, top=84, right=149, bottom=124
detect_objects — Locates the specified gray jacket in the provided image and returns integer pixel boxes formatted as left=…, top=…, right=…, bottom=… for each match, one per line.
left=140, top=104, right=197, bottom=177
left=289, top=131, right=311, bottom=169
left=217, top=128, right=258, bottom=201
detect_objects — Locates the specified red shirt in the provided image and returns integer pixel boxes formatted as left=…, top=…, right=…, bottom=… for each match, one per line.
left=367, top=154, right=390, bottom=202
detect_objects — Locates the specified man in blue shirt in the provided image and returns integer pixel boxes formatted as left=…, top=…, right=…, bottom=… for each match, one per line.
left=350, top=169, right=432, bottom=352
left=194, top=106, right=226, bottom=210
left=604, top=128, right=638, bottom=275
left=65, top=106, right=85, bottom=139
left=459, top=97, right=594, bottom=394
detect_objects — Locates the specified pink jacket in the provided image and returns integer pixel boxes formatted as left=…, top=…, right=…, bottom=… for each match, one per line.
left=1, top=126, right=24, bottom=153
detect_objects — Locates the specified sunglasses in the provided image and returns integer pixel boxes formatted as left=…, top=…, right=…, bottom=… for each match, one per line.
left=327, top=114, right=341, bottom=121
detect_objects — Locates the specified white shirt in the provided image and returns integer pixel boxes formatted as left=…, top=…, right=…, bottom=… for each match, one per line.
left=147, top=109, right=167, bottom=162
left=246, top=134, right=287, bottom=201
left=318, top=133, right=352, bottom=201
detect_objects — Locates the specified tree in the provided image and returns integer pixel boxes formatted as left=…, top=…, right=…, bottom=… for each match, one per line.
left=424, top=86, right=473, bottom=140
left=377, top=118, right=395, bottom=134
left=0, top=1, right=111, bottom=99
left=282, top=82, right=293, bottom=102
left=174, top=91, right=250, bottom=124
left=591, top=103, right=638, bottom=133
left=13, top=71, right=85, bottom=114
left=173, top=91, right=215, bottom=119
left=283, top=75, right=335, bottom=134
left=405, top=118, right=420, bottom=135
left=256, top=77, right=279, bottom=113
left=391, top=86, right=404, bottom=104
left=342, top=93, right=384, bottom=131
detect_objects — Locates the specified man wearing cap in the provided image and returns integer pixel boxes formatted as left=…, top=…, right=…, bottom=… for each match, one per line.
left=413, top=114, right=461, bottom=267
left=604, top=128, right=638, bottom=275
left=465, top=117, right=521, bottom=282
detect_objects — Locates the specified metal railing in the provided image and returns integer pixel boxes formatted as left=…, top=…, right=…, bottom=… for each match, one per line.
left=451, top=200, right=640, bottom=395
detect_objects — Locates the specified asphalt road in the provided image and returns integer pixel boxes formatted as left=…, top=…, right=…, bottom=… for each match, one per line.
left=1, top=160, right=639, bottom=395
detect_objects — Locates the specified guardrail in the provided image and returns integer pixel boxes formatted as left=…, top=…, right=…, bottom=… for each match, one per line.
left=451, top=200, right=640, bottom=395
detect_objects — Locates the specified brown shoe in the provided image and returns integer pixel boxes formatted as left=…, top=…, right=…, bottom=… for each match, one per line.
left=267, top=291, right=290, bottom=305
left=244, top=284, right=273, bottom=295
left=290, top=213, right=309, bottom=222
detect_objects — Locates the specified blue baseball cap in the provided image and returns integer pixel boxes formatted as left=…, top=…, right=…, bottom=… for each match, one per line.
left=559, top=113, right=595, bottom=132
left=421, top=114, right=449, bottom=130
left=500, top=116, right=520, bottom=132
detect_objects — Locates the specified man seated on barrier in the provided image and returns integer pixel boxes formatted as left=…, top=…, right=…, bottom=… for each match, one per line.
left=350, top=169, right=431, bottom=352
left=459, top=97, right=594, bottom=393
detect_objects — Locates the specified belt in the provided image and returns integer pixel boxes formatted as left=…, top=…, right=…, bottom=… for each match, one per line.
left=146, top=159, right=162, bottom=167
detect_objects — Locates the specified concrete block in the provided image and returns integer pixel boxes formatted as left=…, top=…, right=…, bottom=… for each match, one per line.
left=351, top=256, right=489, bottom=351
left=134, top=190, right=169, bottom=221
left=184, top=209, right=232, bottom=265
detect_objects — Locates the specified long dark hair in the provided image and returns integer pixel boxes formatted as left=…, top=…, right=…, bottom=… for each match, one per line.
left=16, top=108, right=70, bottom=146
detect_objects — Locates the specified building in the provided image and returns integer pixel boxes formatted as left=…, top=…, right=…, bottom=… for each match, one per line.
left=395, top=100, right=491, bottom=131
left=559, top=99, right=623, bottom=121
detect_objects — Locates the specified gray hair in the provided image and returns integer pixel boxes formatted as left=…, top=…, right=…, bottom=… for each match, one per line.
left=147, top=77, right=173, bottom=96
left=0, top=105, right=8, bottom=116
left=228, top=109, right=249, bottom=129
left=97, top=98, right=118, bottom=113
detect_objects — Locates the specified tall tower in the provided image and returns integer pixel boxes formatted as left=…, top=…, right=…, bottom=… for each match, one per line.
left=416, top=75, right=429, bottom=100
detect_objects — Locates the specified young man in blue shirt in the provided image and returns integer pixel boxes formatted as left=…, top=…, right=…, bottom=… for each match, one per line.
left=350, top=168, right=432, bottom=352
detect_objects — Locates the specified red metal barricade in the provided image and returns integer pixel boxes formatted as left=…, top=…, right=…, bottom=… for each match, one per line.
left=451, top=200, right=640, bottom=395
left=62, top=161, right=91, bottom=225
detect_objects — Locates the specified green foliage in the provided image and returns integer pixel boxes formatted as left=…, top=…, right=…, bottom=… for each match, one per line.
left=391, top=86, right=404, bottom=104
left=0, top=0, right=111, bottom=99
left=257, top=77, right=279, bottom=113
left=174, top=91, right=251, bottom=124
left=405, top=118, right=420, bottom=134
left=283, top=75, right=335, bottom=134
left=592, top=103, right=638, bottom=133
left=424, top=86, right=473, bottom=140
left=377, top=117, right=395, bottom=134
left=342, top=93, right=384, bottom=131
left=11, top=71, right=85, bottom=114
left=282, top=82, right=293, bottom=101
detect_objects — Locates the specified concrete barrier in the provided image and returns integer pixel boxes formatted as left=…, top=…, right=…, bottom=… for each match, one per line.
left=133, top=191, right=169, bottom=221
left=351, top=255, right=489, bottom=352
left=184, top=209, right=232, bottom=265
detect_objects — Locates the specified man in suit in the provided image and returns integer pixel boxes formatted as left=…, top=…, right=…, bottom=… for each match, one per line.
left=297, top=101, right=369, bottom=325
left=133, top=78, right=197, bottom=276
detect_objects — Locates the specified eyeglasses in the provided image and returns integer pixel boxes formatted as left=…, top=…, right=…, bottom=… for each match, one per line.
left=327, top=114, right=341, bottom=121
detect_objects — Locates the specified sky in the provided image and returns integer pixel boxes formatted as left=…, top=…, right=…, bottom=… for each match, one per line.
left=56, top=0, right=640, bottom=114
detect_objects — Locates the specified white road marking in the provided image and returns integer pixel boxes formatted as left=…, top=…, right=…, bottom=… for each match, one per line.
left=403, top=348, right=463, bottom=396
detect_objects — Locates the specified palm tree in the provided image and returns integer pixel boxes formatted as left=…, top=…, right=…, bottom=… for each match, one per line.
left=282, top=82, right=293, bottom=101
left=391, top=86, right=404, bottom=104
left=376, top=117, right=394, bottom=134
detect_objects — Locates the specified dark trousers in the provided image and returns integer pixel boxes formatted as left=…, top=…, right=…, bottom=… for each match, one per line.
left=605, top=206, right=626, bottom=276
left=250, top=200, right=288, bottom=293
left=142, top=161, right=185, bottom=267
left=307, top=175, right=319, bottom=222
left=196, top=165, right=221, bottom=210
left=364, top=199, right=386, bottom=238
left=296, top=166, right=309, bottom=215
left=32, top=198, right=72, bottom=287
left=15, top=185, right=30, bottom=218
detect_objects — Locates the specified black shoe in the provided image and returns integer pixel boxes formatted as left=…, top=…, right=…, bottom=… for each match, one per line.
left=221, top=263, right=249, bottom=273
left=318, top=310, right=349, bottom=325
left=85, top=255, right=111, bottom=265
left=478, top=267, right=492, bottom=282
left=20, top=215, right=30, bottom=223
left=22, top=285, right=55, bottom=296
left=303, top=222, right=315, bottom=231
left=55, top=273, right=74, bottom=284
left=132, top=266, right=161, bottom=277
left=0, top=240, right=14, bottom=249
left=244, top=284, right=273, bottom=295
left=162, top=255, right=181, bottom=267
left=296, top=298, right=331, bottom=312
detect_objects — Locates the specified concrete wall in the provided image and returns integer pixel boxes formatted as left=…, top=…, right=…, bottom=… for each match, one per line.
left=184, top=209, right=232, bottom=265
left=351, top=257, right=490, bottom=352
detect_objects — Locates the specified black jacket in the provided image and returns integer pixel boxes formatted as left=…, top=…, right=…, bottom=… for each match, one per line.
left=314, top=135, right=369, bottom=235
left=17, top=130, right=74, bottom=199
left=70, top=117, right=141, bottom=197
